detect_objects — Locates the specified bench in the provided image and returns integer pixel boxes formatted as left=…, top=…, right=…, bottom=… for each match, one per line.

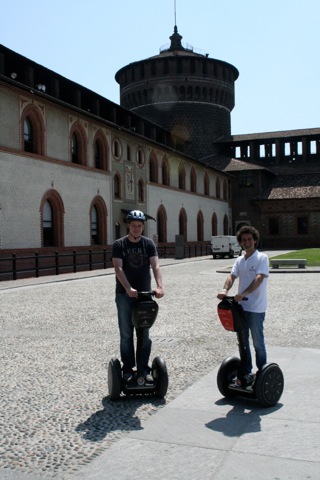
left=270, top=259, right=307, bottom=269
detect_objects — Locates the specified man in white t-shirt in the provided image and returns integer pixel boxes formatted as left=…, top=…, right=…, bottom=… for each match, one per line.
left=217, top=226, right=269, bottom=385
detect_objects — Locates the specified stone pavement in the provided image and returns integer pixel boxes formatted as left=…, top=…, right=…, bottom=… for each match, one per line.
left=0, top=253, right=319, bottom=480
left=75, top=346, right=320, bottom=480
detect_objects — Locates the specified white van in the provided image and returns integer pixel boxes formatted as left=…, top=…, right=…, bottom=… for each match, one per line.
left=211, top=235, right=242, bottom=259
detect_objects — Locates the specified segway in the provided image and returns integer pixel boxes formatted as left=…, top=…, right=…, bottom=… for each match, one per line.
left=108, top=292, right=168, bottom=400
left=216, top=296, right=284, bottom=407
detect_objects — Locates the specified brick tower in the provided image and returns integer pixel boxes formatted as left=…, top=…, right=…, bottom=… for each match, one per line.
left=115, top=26, right=239, bottom=161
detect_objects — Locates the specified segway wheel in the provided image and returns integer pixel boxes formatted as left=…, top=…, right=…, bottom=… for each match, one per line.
left=152, top=355, right=168, bottom=398
left=255, top=363, right=284, bottom=407
left=217, top=356, right=240, bottom=398
left=108, top=356, right=122, bottom=400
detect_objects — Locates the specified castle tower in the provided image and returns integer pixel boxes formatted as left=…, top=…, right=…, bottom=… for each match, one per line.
left=115, top=26, right=239, bottom=161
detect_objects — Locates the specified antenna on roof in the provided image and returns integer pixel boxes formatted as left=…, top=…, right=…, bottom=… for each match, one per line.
left=174, top=0, right=177, bottom=26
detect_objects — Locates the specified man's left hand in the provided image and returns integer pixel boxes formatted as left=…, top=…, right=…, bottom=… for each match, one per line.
left=153, top=287, right=164, bottom=298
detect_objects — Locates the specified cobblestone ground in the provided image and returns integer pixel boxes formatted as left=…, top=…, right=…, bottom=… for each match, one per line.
left=0, top=255, right=319, bottom=478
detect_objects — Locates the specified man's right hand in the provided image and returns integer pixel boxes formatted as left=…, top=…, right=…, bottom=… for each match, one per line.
left=126, top=287, right=138, bottom=298
left=217, top=288, right=227, bottom=300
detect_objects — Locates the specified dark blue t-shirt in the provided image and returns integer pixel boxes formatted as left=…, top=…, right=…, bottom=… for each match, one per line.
left=112, top=235, right=158, bottom=294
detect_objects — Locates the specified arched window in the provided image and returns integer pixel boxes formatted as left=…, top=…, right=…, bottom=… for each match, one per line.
left=204, top=172, right=210, bottom=196
left=179, top=85, right=185, bottom=100
left=72, top=133, right=79, bottom=163
left=138, top=178, right=145, bottom=203
left=127, top=145, right=131, bottom=161
left=179, top=163, right=186, bottom=190
left=190, top=167, right=197, bottom=193
left=223, top=179, right=228, bottom=200
left=114, top=173, right=121, bottom=199
left=197, top=211, right=204, bottom=241
left=115, top=222, right=121, bottom=240
left=216, top=177, right=221, bottom=198
left=157, top=205, right=167, bottom=243
left=90, top=197, right=107, bottom=245
left=40, top=190, right=64, bottom=247
left=179, top=208, right=187, bottom=240
left=137, top=147, right=145, bottom=166
left=212, top=213, right=218, bottom=236
left=24, top=117, right=33, bottom=152
left=149, top=155, right=158, bottom=183
left=162, top=156, right=170, bottom=186
left=43, top=200, right=54, bottom=247
left=202, top=87, right=207, bottom=101
left=91, top=206, right=98, bottom=244
left=93, top=132, right=109, bottom=170
left=70, top=122, right=87, bottom=165
left=21, top=105, right=45, bottom=155
left=223, top=214, right=229, bottom=235
left=94, top=141, right=101, bottom=168
left=113, top=139, right=122, bottom=159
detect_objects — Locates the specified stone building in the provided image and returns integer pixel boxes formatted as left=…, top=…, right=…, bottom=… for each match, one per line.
left=1, top=22, right=320, bottom=266
left=115, top=26, right=239, bottom=161
left=116, top=25, right=320, bottom=249
left=216, top=130, right=320, bottom=248
left=0, top=42, right=231, bottom=264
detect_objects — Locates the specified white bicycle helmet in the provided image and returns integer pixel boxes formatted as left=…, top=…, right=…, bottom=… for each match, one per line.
left=127, top=210, right=146, bottom=222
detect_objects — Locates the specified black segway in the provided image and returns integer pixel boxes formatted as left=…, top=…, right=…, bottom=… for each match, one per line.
left=108, top=292, right=168, bottom=400
left=216, top=296, right=284, bottom=407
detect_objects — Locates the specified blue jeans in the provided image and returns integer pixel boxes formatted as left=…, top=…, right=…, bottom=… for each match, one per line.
left=242, top=311, right=267, bottom=373
left=115, top=294, right=152, bottom=374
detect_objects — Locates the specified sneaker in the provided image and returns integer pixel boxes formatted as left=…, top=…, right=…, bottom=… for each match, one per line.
left=245, top=373, right=255, bottom=385
left=123, top=373, right=133, bottom=384
left=145, top=373, right=154, bottom=383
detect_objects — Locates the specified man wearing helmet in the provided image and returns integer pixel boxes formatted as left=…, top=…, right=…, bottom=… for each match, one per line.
left=112, top=210, right=164, bottom=385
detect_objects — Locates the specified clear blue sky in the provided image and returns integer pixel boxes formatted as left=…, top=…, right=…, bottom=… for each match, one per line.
left=2, top=0, right=319, bottom=135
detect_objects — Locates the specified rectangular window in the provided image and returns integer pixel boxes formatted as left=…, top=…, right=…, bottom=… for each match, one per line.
left=239, top=171, right=254, bottom=187
left=297, top=216, right=308, bottom=235
left=269, top=218, right=279, bottom=235
left=310, top=140, right=316, bottom=154
left=262, top=143, right=275, bottom=158
left=285, top=143, right=290, bottom=156
left=241, top=145, right=250, bottom=158
left=297, top=142, right=302, bottom=155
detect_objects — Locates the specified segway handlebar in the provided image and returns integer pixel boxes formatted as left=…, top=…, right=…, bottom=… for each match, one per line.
left=220, top=296, right=248, bottom=302
left=137, top=291, right=156, bottom=299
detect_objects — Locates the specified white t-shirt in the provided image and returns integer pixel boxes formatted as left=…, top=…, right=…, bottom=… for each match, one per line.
left=231, top=250, right=269, bottom=313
